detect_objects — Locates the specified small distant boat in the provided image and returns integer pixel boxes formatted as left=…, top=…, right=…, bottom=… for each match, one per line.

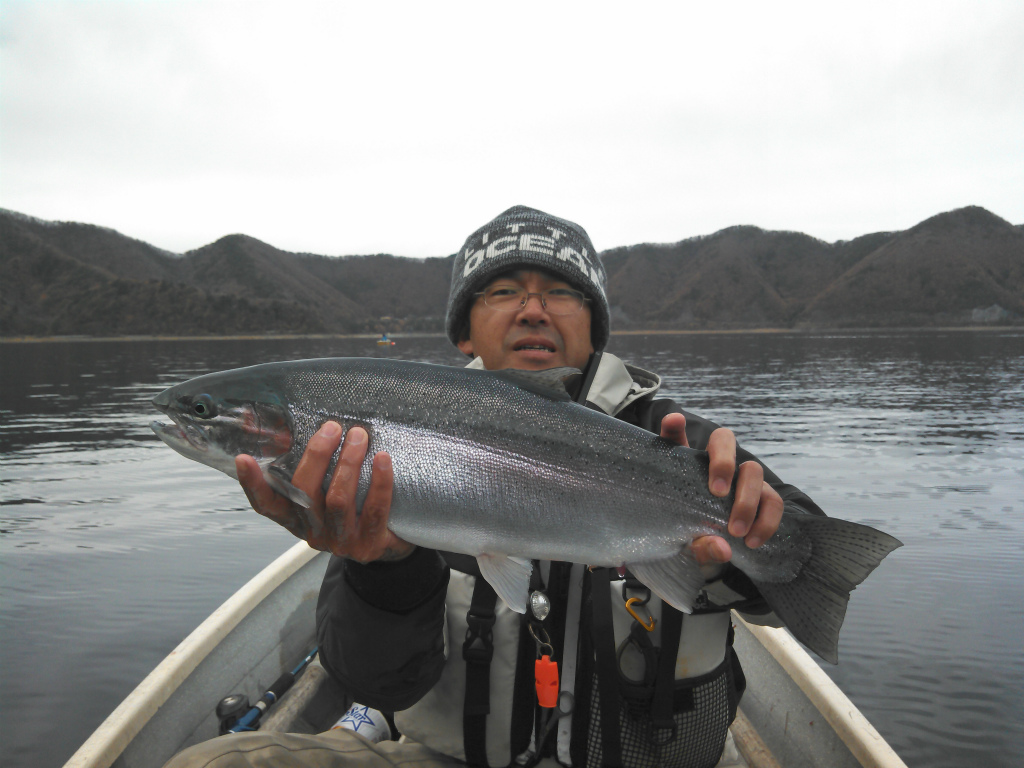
left=64, top=541, right=908, bottom=768
left=377, top=334, right=396, bottom=346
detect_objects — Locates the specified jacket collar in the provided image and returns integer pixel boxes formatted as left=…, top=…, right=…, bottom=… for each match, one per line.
left=464, top=352, right=660, bottom=417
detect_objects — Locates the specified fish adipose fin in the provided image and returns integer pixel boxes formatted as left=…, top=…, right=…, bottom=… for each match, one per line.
left=476, top=554, right=533, bottom=613
left=753, top=516, right=903, bottom=664
left=628, top=549, right=707, bottom=614
left=490, top=367, right=581, bottom=402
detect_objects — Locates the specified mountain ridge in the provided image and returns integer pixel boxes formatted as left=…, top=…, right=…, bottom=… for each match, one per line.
left=1, top=206, right=1020, bottom=337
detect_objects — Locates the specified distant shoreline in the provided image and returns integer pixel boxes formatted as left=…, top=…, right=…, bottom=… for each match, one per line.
left=1, top=326, right=1018, bottom=344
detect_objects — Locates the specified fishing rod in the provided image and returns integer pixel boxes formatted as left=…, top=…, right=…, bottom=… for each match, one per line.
left=216, top=647, right=319, bottom=734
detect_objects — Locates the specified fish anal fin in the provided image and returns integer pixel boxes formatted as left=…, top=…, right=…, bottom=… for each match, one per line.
left=628, top=550, right=706, bottom=614
left=476, top=554, right=533, bottom=613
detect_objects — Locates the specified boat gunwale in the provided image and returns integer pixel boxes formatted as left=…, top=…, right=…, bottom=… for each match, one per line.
left=734, top=615, right=907, bottom=768
left=63, top=541, right=321, bottom=768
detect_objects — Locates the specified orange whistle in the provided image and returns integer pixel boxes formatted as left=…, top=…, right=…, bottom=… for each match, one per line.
left=535, top=655, right=559, bottom=708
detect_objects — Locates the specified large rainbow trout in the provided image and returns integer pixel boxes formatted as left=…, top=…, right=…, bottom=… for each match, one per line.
left=151, top=357, right=901, bottom=663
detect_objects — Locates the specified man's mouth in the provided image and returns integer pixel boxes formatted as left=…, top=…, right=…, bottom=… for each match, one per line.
left=513, top=339, right=557, bottom=353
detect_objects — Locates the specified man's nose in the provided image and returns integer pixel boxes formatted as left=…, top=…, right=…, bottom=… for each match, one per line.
left=516, top=293, right=549, bottom=321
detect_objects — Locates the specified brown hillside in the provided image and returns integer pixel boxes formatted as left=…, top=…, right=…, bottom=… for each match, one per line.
left=800, top=207, right=1024, bottom=326
left=2, top=206, right=1021, bottom=337
left=46, top=279, right=326, bottom=336
left=182, top=235, right=367, bottom=332
left=297, top=253, right=454, bottom=330
left=0, top=214, right=119, bottom=335
left=602, top=227, right=861, bottom=328
left=7, top=215, right=181, bottom=282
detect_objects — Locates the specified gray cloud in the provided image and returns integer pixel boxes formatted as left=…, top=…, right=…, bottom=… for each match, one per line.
left=2, top=0, right=1021, bottom=256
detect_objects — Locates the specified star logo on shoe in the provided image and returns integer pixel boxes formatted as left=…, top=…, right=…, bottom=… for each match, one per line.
left=339, top=705, right=376, bottom=732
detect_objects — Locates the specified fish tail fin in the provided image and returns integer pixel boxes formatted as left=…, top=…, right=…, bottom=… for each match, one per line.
left=753, top=515, right=902, bottom=664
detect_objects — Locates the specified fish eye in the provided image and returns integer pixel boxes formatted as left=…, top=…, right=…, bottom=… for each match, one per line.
left=191, top=394, right=216, bottom=419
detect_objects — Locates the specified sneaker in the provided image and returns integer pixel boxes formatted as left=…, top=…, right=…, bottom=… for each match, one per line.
left=331, top=703, right=392, bottom=743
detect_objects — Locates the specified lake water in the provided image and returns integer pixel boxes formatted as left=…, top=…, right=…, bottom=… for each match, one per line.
left=1, top=331, right=1021, bottom=768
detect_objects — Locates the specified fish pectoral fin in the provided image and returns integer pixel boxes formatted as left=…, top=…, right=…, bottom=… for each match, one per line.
left=265, top=464, right=314, bottom=510
left=476, top=554, right=533, bottom=614
left=628, top=550, right=706, bottom=614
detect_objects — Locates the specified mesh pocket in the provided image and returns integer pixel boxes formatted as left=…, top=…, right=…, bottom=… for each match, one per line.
left=585, top=657, right=734, bottom=768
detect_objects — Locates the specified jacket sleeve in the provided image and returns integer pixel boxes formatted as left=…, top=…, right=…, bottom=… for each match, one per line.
left=643, top=398, right=826, bottom=617
left=316, top=546, right=450, bottom=711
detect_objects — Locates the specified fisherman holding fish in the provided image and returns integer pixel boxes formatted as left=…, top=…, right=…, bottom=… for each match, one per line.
left=162, top=206, right=897, bottom=768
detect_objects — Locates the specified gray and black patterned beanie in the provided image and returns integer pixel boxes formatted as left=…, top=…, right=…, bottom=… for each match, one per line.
left=445, top=205, right=610, bottom=350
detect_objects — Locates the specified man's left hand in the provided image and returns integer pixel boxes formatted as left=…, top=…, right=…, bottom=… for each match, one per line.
left=659, top=413, right=784, bottom=567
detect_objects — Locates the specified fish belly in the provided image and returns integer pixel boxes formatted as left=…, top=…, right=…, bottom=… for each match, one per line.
left=373, top=422, right=711, bottom=566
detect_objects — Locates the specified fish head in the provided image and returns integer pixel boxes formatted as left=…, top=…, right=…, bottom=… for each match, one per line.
left=150, top=374, right=293, bottom=475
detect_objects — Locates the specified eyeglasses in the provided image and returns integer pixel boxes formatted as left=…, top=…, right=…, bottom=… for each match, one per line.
left=474, top=285, right=590, bottom=316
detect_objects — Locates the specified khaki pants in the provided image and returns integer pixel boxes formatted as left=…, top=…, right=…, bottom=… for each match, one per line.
left=162, top=726, right=740, bottom=768
left=162, top=728, right=469, bottom=768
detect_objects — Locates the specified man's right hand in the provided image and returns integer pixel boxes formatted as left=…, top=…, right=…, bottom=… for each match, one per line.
left=236, top=421, right=415, bottom=562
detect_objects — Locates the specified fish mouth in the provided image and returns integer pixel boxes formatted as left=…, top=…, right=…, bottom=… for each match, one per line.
left=150, top=420, right=209, bottom=453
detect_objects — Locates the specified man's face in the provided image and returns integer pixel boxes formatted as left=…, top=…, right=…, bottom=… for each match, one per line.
left=457, top=270, right=594, bottom=371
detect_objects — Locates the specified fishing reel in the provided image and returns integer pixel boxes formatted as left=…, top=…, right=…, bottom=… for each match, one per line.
left=216, top=693, right=251, bottom=735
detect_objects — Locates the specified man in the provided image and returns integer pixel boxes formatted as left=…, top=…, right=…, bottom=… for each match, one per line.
left=166, top=206, right=823, bottom=768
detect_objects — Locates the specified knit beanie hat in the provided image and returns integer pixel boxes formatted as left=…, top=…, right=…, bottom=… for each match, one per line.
left=445, top=205, right=610, bottom=350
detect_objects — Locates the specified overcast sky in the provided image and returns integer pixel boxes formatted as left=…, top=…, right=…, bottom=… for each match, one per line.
left=2, top=1, right=1022, bottom=257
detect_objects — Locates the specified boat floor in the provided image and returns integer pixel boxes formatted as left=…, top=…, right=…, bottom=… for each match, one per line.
left=262, top=658, right=770, bottom=768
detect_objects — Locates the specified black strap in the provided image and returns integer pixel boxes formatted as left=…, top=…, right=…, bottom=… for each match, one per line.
left=589, top=568, right=622, bottom=768
left=510, top=613, right=539, bottom=758
left=651, top=602, right=683, bottom=738
left=575, top=350, right=604, bottom=406
left=463, top=577, right=498, bottom=767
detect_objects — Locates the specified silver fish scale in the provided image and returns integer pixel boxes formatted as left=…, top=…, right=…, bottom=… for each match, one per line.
left=270, top=359, right=737, bottom=566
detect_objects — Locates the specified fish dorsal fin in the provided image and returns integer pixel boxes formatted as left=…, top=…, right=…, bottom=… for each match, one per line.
left=490, top=367, right=580, bottom=402
left=476, top=554, right=533, bottom=613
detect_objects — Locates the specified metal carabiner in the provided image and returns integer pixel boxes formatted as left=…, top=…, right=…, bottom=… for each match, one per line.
left=624, top=597, right=656, bottom=632
left=528, top=622, right=555, bottom=657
